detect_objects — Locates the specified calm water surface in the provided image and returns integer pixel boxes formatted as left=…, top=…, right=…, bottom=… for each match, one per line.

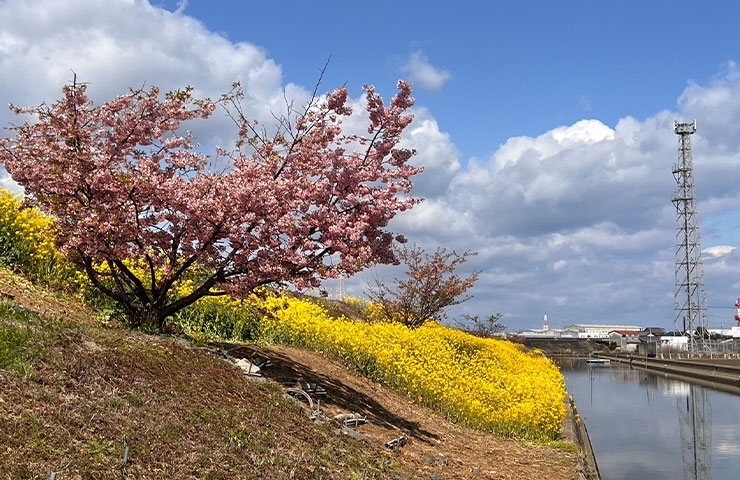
left=557, top=359, right=740, bottom=480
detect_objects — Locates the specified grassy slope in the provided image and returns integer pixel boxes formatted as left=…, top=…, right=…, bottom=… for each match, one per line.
left=0, top=268, right=582, bottom=480
left=0, top=270, right=401, bottom=479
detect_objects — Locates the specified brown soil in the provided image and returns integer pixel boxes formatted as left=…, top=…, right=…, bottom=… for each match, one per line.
left=0, top=269, right=585, bottom=479
left=213, top=342, right=584, bottom=479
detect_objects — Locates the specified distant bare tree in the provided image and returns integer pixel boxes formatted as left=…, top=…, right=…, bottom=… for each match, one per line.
left=457, top=313, right=506, bottom=337
left=366, top=244, right=479, bottom=328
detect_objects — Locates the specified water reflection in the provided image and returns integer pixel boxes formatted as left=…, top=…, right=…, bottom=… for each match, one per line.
left=678, top=385, right=711, bottom=480
left=557, top=359, right=740, bottom=480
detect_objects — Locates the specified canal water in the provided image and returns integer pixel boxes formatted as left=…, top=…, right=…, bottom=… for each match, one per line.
left=557, top=358, right=740, bottom=480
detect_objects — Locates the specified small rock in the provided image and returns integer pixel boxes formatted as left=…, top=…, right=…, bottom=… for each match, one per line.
left=234, top=358, right=261, bottom=375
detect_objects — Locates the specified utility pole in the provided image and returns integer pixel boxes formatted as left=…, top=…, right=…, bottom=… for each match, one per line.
left=672, top=120, right=707, bottom=352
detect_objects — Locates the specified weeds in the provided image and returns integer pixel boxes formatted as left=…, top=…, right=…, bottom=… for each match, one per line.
left=173, top=295, right=263, bottom=342
left=0, top=303, right=45, bottom=375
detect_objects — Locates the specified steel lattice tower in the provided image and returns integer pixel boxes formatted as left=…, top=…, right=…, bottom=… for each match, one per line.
left=672, top=120, right=707, bottom=351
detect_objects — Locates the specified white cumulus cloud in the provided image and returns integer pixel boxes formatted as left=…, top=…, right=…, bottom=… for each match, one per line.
left=401, top=51, right=451, bottom=91
left=704, top=245, right=735, bottom=258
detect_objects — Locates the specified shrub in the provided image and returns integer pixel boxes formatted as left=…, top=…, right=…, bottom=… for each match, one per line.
left=174, top=295, right=262, bottom=342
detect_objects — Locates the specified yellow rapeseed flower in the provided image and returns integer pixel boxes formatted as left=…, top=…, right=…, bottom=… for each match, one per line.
left=250, top=293, right=566, bottom=441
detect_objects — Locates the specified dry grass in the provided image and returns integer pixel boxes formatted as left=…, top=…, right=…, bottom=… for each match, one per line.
left=0, top=268, right=584, bottom=479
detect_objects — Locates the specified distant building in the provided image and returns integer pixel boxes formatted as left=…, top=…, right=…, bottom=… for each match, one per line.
left=638, top=328, right=681, bottom=355
left=563, top=324, right=642, bottom=340
left=660, top=335, right=689, bottom=350
left=519, top=328, right=561, bottom=338
left=608, top=329, right=641, bottom=352
left=708, top=326, right=740, bottom=338
left=638, top=327, right=667, bottom=339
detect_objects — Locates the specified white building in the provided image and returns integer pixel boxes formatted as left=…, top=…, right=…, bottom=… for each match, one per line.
left=660, top=335, right=689, bottom=350
left=518, top=328, right=561, bottom=338
left=708, top=326, right=740, bottom=338
left=608, top=329, right=641, bottom=352
left=563, top=324, right=642, bottom=340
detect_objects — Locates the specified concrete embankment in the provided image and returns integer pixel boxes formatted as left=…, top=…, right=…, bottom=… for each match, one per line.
left=562, top=396, right=601, bottom=480
left=598, top=354, right=740, bottom=395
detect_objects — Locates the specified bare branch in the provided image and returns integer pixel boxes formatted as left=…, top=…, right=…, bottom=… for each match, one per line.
left=366, top=244, right=480, bottom=328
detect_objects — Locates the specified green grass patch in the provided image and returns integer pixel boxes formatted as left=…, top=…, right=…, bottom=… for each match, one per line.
left=546, top=439, right=582, bottom=452
left=0, top=304, right=46, bottom=375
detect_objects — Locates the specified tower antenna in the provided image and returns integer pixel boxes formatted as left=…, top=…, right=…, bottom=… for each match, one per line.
left=672, top=120, right=707, bottom=352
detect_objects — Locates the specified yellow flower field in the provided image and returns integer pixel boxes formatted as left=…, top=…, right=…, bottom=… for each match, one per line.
left=0, top=189, right=61, bottom=276
left=253, top=293, right=567, bottom=440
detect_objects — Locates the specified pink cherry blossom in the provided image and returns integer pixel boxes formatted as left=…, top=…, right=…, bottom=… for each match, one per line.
left=0, top=78, right=422, bottom=331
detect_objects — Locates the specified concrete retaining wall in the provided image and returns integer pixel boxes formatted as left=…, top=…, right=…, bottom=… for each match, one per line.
left=562, top=396, right=601, bottom=480
left=600, top=354, right=740, bottom=396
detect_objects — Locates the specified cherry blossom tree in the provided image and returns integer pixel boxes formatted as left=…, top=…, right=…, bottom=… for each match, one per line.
left=0, top=78, right=421, bottom=331
left=366, top=244, right=480, bottom=328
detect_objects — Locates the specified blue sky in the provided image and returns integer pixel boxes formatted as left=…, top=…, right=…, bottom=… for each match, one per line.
left=156, top=0, right=740, bottom=157
left=2, top=0, right=740, bottom=331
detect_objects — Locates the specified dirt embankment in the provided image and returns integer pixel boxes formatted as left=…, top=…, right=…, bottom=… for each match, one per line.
left=1, top=268, right=585, bottom=479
